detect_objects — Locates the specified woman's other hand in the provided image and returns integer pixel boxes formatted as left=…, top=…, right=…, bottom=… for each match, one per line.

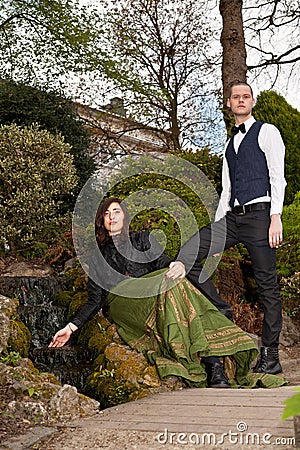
left=165, top=261, right=186, bottom=280
left=48, top=323, right=78, bottom=348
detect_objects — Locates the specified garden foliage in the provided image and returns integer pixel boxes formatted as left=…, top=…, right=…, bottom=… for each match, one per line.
left=254, top=90, right=300, bottom=205
left=0, top=80, right=96, bottom=205
left=0, top=123, right=78, bottom=250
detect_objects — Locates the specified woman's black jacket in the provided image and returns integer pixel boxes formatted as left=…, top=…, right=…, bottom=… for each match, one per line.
left=71, top=231, right=171, bottom=329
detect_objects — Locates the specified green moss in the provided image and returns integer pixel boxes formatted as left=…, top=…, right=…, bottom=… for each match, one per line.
left=67, top=291, right=88, bottom=320
left=88, top=333, right=112, bottom=358
left=64, top=267, right=87, bottom=291
left=77, top=316, right=102, bottom=347
left=114, top=355, right=147, bottom=390
left=85, top=371, right=130, bottom=408
left=92, top=353, right=106, bottom=371
left=7, top=319, right=31, bottom=357
left=77, top=315, right=114, bottom=358
left=51, top=291, right=73, bottom=307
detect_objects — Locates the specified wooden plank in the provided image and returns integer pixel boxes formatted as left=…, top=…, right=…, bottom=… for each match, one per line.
left=136, top=386, right=295, bottom=400
left=69, top=386, right=296, bottom=445
left=95, top=412, right=292, bottom=429
left=100, top=405, right=285, bottom=419
left=79, top=418, right=295, bottom=437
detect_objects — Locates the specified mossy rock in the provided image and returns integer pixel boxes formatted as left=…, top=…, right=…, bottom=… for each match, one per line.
left=106, top=323, right=123, bottom=343
left=85, top=372, right=130, bottom=408
left=77, top=315, right=106, bottom=347
left=64, top=267, right=87, bottom=291
left=114, top=354, right=148, bottom=390
left=7, top=318, right=31, bottom=357
left=51, top=291, right=73, bottom=307
left=141, top=365, right=161, bottom=388
left=67, top=291, right=88, bottom=320
left=92, top=353, right=106, bottom=371
left=88, top=332, right=112, bottom=358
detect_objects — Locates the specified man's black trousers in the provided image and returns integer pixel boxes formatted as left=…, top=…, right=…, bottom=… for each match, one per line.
left=181, top=208, right=282, bottom=348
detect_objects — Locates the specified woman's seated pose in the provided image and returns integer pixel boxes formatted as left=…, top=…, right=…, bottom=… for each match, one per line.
left=49, top=197, right=286, bottom=389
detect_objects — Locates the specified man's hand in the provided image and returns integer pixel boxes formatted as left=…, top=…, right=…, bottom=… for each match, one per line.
left=269, top=214, right=283, bottom=248
left=165, top=261, right=186, bottom=280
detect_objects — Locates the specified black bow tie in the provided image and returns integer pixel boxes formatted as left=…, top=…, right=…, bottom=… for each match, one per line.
left=232, top=123, right=246, bottom=135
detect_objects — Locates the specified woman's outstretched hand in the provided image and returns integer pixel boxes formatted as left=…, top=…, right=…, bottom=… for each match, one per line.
left=165, top=261, right=186, bottom=280
left=48, top=323, right=78, bottom=348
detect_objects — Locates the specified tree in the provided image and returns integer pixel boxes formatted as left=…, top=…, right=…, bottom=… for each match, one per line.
left=96, top=0, right=221, bottom=151
left=0, top=80, right=96, bottom=206
left=220, top=0, right=300, bottom=126
left=219, top=0, right=247, bottom=127
left=0, top=0, right=104, bottom=87
left=0, top=123, right=78, bottom=251
left=79, top=0, right=299, bottom=148
left=253, top=90, right=300, bottom=205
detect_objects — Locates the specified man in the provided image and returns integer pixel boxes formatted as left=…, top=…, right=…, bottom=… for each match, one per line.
left=181, top=81, right=286, bottom=375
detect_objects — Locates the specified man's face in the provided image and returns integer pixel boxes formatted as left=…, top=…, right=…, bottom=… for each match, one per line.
left=227, top=85, right=255, bottom=117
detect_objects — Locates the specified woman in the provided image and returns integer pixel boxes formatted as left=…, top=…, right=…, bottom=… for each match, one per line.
left=49, top=197, right=286, bottom=389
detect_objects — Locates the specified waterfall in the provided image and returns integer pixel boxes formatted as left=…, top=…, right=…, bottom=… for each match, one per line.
left=0, top=276, right=93, bottom=392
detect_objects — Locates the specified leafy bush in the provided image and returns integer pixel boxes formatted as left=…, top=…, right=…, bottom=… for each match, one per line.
left=0, top=123, right=78, bottom=251
left=282, top=387, right=300, bottom=420
left=107, top=150, right=221, bottom=257
left=277, top=191, right=300, bottom=277
left=0, top=79, right=96, bottom=208
left=254, top=91, right=300, bottom=205
left=280, top=272, right=300, bottom=321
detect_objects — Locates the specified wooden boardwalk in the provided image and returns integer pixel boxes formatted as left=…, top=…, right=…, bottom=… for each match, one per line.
left=69, top=385, right=297, bottom=448
left=1, top=385, right=298, bottom=449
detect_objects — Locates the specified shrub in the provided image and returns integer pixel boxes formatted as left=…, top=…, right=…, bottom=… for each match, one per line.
left=107, top=151, right=220, bottom=257
left=277, top=192, right=300, bottom=277
left=0, top=80, right=96, bottom=209
left=254, top=91, right=300, bottom=205
left=0, top=123, right=78, bottom=251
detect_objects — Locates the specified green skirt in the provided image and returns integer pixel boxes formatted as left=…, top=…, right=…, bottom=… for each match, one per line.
left=107, top=269, right=287, bottom=388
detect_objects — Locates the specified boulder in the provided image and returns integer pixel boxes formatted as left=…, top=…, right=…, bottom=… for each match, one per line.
left=0, top=295, right=19, bottom=353
left=1, top=261, right=53, bottom=277
left=280, top=316, right=300, bottom=347
left=1, top=359, right=99, bottom=425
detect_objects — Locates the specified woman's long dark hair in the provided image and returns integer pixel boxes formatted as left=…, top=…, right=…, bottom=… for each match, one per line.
left=95, top=197, right=131, bottom=246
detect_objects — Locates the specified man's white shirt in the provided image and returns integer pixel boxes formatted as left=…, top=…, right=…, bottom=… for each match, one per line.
left=215, top=116, right=286, bottom=221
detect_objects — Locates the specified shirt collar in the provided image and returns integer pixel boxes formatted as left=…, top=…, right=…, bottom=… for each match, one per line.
left=239, top=116, right=255, bottom=133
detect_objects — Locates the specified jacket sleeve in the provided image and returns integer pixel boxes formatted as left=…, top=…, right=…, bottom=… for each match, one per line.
left=71, top=277, right=107, bottom=329
left=141, top=232, right=172, bottom=270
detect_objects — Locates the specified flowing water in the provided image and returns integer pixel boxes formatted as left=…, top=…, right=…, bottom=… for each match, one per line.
left=0, top=276, right=93, bottom=392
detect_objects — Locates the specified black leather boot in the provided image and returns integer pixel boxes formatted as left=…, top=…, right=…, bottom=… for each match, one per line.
left=252, top=346, right=283, bottom=375
left=203, top=358, right=230, bottom=388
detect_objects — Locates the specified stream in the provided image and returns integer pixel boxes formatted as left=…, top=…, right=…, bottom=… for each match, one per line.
left=0, top=276, right=93, bottom=393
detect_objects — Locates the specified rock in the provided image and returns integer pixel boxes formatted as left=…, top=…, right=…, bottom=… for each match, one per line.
left=1, top=358, right=100, bottom=426
left=64, top=257, right=79, bottom=270
left=1, top=261, right=53, bottom=277
left=246, top=332, right=261, bottom=349
left=49, top=384, right=99, bottom=422
left=0, top=294, right=19, bottom=353
left=280, top=316, right=300, bottom=347
left=6, top=400, right=48, bottom=423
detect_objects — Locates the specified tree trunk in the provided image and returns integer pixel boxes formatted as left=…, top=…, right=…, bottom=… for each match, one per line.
left=219, top=0, right=247, bottom=129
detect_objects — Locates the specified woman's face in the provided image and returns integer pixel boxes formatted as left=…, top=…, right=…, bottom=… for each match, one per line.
left=103, top=202, right=125, bottom=236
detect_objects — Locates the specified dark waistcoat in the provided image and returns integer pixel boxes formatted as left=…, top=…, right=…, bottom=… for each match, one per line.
left=226, top=121, right=270, bottom=207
